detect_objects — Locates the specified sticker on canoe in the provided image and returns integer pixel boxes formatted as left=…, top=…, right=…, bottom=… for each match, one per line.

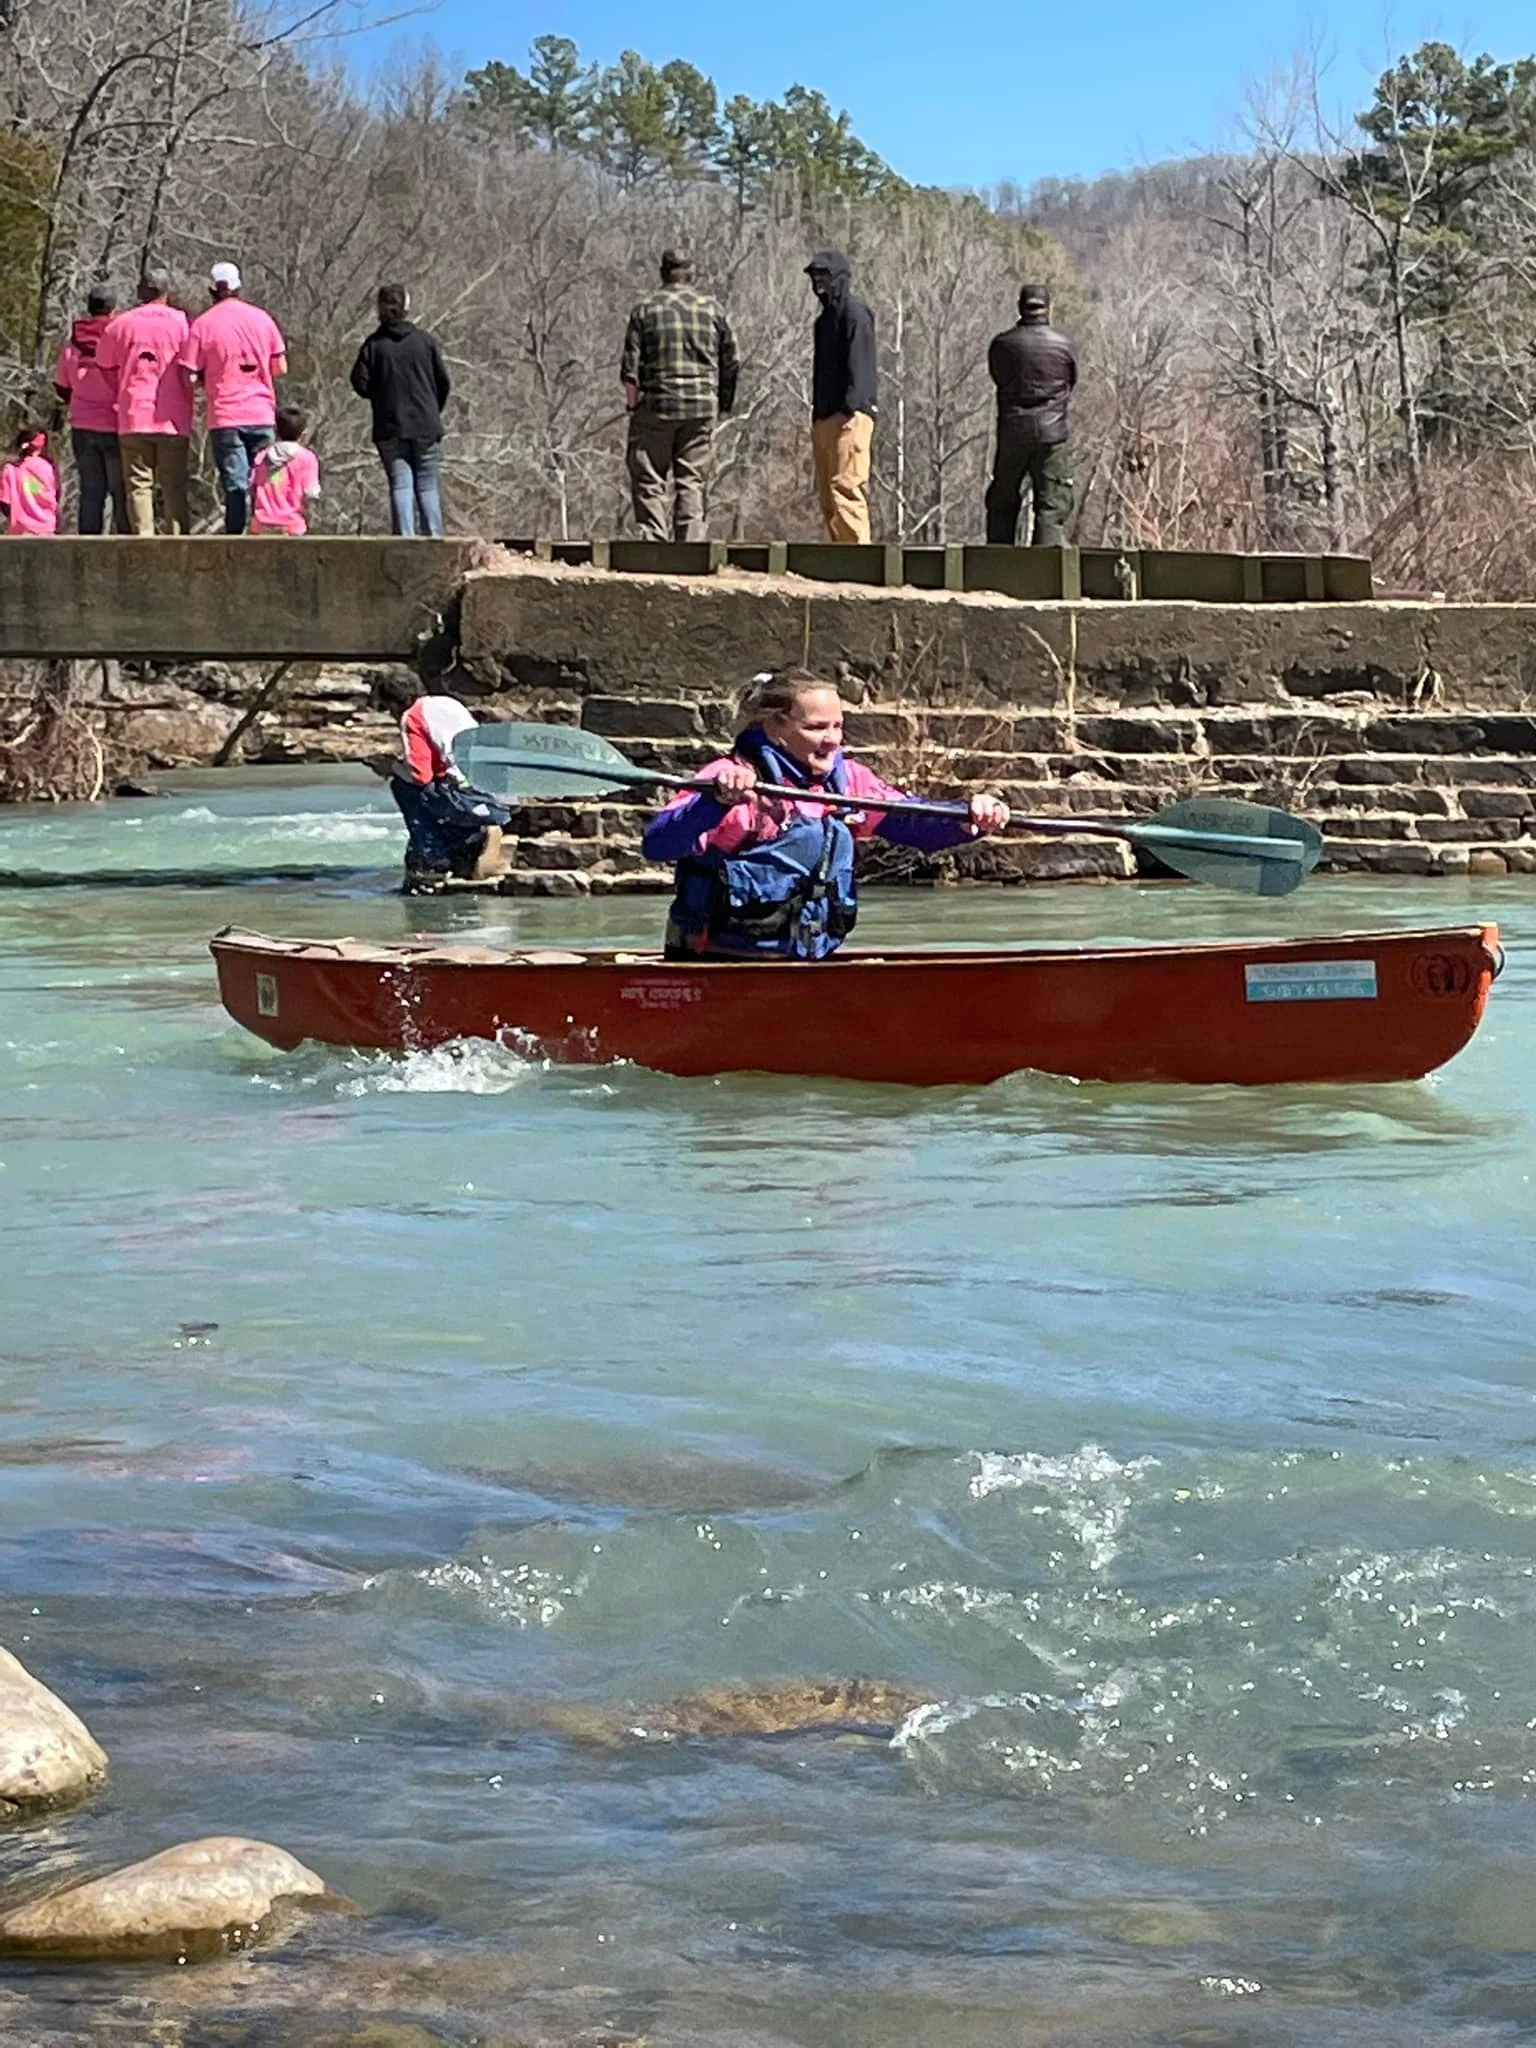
left=1410, top=952, right=1473, bottom=998
left=256, top=972, right=280, bottom=1017
left=1244, top=960, right=1378, bottom=1003
left=620, top=980, right=703, bottom=1010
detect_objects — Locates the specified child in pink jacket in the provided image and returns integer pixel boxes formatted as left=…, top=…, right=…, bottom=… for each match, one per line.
left=0, top=430, right=60, bottom=535
left=250, top=405, right=321, bottom=535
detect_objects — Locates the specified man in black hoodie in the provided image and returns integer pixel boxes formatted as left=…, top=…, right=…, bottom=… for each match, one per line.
left=805, top=251, right=876, bottom=543
left=985, top=284, right=1076, bottom=547
left=350, top=284, right=452, bottom=537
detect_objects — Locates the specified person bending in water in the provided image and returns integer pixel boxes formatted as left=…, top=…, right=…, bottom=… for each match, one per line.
left=641, top=669, right=1009, bottom=959
left=389, top=678, right=515, bottom=891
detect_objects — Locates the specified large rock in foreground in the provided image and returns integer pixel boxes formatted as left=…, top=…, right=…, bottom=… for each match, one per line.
left=0, top=1645, right=109, bottom=1814
left=0, top=1836, right=332, bottom=1960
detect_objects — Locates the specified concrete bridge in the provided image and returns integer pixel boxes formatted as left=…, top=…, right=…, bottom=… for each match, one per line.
left=0, top=536, right=1376, bottom=663
left=0, top=539, right=482, bottom=662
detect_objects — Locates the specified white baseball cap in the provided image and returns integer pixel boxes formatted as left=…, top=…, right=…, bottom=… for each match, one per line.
left=209, top=261, right=242, bottom=290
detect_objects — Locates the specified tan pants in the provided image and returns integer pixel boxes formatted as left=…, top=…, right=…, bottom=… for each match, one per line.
left=812, top=411, right=874, bottom=543
left=120, top=434, right=190, bottom=536
left=626, top=410, right=714, bottom=542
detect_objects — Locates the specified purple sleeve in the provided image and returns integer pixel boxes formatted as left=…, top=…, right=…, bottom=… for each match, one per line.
left=843, top=761, right=974, bottom=854
left=871, top=809, right=976, bottom=854
left=641, top=789, right=731, bottom=862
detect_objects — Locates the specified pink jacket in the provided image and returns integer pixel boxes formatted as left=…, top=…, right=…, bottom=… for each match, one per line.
left=98, top=303, right=193, bottom=435
left=0, top=452, right=60, bottom=535
left=251, top=441, right=320, bottom=534
left=646, top=752, right=905, bottom=858
left=52, top=316, right=118, bottom=433
left=180, top=298, right=287, bottom=428
left=642, top=728, right=981, bottom=865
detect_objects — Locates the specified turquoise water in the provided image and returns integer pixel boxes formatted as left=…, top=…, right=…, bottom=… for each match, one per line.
left=3, top=774, right=1536, bottom=2045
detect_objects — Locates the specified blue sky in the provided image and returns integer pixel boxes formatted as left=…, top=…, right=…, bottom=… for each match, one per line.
left=361, top=1, right=1535, bottom=188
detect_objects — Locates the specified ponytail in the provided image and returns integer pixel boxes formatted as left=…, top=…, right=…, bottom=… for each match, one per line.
left=737, top=668, right=832, bottom=727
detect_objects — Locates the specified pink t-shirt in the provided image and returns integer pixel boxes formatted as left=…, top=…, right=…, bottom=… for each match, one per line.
left=52, top=321, right=119, bottom=433
left=0, top=454, right=60, bottom=535
left=251, top=442, right=320, bottom=535
left=98, top=303, right=193, bottom=435
left=179, top=297, right=287, bottom=429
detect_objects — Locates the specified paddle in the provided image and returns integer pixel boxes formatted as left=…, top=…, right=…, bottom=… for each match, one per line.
left=455, top=720, right=1324, bottom=897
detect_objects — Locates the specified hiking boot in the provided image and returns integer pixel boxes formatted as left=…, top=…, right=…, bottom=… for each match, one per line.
left=402, top=849, right=450, bottom=895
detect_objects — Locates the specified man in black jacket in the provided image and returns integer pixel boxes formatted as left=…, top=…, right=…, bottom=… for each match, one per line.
left=805, top=250, right=876, bottom=543
left=350, top=284, right=452, bottom=537
left=985, top=284, right=1076, bottom=547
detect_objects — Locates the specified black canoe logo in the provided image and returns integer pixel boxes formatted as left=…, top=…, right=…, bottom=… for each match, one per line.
left=1411, top=953, right=1472, bottom=998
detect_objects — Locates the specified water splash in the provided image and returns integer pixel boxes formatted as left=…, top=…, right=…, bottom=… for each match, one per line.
left=966, top=1444, right=1158, bottom=1573
left=335, top=1040, right=537, bottom=1096
left=408, top=1558, right=575, bottom=1628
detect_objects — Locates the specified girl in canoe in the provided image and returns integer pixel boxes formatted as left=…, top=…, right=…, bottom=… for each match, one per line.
left=641, top=669, right=1009, bottom=960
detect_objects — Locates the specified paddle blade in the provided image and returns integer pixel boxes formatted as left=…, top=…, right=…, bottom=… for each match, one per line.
left=1129, top=797, right=1324, bottom=897
left=454, top=720, right=653, bottom=800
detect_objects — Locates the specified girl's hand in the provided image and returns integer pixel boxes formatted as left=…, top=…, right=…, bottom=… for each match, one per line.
left=709, top=761, right=758, bottom=800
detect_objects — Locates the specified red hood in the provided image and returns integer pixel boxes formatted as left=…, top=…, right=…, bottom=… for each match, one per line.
left=69, top=313, right=112, bottom=354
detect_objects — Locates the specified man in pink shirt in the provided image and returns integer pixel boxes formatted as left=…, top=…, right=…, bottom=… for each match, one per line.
left=97, top=267, right=193, bottom=536
left=179, top=260, right=288, bottom=534
left=52, top=286, right=127, bottom=534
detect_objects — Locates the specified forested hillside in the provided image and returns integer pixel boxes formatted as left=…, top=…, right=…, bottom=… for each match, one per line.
left=3, top=9, right=1535, bottom=593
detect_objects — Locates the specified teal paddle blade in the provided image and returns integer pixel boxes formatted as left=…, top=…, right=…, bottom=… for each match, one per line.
left=454, top=721, right=656, bottom=799
left=1127, top=797, right=1325, bottom=898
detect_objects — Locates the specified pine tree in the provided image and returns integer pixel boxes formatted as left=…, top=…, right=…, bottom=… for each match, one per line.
left=462, top=35, right=594, bottom=151
left=1345, top=41, right=1536, bottom=440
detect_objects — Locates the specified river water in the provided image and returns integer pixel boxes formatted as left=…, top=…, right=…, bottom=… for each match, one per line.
left=2, top=773, right=1535, bottom=2046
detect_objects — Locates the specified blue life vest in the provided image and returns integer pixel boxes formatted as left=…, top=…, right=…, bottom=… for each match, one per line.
left=667, top=734, right=859, bottom=959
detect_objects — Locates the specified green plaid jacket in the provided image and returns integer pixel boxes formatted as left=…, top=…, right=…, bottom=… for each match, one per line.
left=621, top=287, right=739, bottom=421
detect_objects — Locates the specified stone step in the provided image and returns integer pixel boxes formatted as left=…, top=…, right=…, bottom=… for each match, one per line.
left=1322, top=839, right=1536, bottom=875
left=495, top=831, right=1142, bottom=893
left=493, top=866, right=674, bottom=897
left=536, top=732, right=1536, bottom=807
left=563, top=705, right=1536, bottom=758
left=510, top=836, right=654, bottom=873
left=509, top=788, right=1536, bottom=850
left=1212, top=754, right=1536, bottom=789
left=1323, top=811, right=1536, bottom=840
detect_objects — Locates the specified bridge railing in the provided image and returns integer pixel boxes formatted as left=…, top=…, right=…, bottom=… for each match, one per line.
left=500, top=539, right=1373, bottom=603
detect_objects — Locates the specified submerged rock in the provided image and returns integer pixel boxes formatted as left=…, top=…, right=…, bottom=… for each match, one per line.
left=0, top=1835, right=334, bottom=1960
left=0, top=1644, right=109, bottom=1814
left=545, top=1676, right=932, bottom=1747
left=461, top=1450, right=834, bottom=1515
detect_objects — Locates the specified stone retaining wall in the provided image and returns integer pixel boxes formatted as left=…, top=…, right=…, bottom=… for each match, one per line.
left=450, top=562, right=1536, bottom=890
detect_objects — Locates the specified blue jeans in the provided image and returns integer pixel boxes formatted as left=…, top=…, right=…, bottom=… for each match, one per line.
left=210, top=424, right=276, bottom=534
left=377, top=437, right=444, bottom=537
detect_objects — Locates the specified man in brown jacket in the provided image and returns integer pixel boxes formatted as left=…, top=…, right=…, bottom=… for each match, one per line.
left=620, top=251, right=739, bottom=543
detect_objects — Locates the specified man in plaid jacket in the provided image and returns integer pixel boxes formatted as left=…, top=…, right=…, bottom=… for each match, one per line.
left=620, top=251, right=739, bottom=543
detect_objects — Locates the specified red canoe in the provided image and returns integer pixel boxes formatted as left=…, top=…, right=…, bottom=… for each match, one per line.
left=210, top=923, right=1499, bottom=1087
